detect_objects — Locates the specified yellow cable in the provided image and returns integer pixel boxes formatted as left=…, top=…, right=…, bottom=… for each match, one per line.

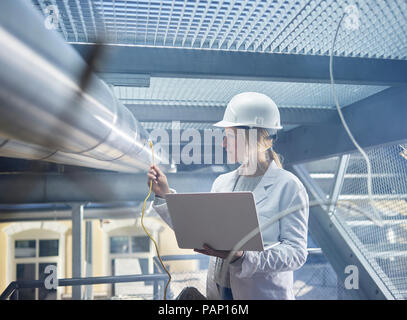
left=140, top=140, right=171, bottom=300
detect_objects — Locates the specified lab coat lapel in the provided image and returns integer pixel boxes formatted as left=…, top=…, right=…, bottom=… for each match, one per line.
left=222, top=161, right=279, bottom=205
left=252, top=161, right=279, bottom=206
left=222, top=169, right=239, bottom=192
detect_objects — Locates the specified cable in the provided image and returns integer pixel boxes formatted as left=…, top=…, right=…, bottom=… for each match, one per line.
left=140, top=140, right=172, bottom=300
left=329, top=10, right=383, bottom=227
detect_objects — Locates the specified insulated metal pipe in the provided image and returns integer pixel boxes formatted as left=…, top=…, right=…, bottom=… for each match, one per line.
left=0, top=172, right=219, bottom=203
left=0, top=137, right=142, bottom=173
left=0, top=1, right=168, bottom=172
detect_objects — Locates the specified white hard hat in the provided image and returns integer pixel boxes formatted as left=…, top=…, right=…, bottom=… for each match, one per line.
left=213, top=92, right=282, bottom=130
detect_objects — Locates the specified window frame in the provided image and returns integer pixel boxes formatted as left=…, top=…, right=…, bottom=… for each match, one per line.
left=107, top=227, right=157, bottom=297
left=10, top=229, right=64, bottom=300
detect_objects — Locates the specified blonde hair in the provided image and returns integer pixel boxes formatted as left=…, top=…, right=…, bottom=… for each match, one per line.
left=237, top=127, right=283, bottom=175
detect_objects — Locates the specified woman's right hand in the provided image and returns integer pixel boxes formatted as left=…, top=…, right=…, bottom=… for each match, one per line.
left=147, top=164, right=171, bottom=198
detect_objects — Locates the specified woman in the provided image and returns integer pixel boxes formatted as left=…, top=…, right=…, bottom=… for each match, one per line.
left=148, top=92, right=309, bottom=300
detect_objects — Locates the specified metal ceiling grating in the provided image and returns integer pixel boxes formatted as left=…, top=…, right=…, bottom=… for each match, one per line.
left=141, top=121, right=218, bottom=130
left=32, top=0, right=407, bottom=60
left=140, top=121, right=300, bottom=131
left=112, top=77, right=388, bottom=108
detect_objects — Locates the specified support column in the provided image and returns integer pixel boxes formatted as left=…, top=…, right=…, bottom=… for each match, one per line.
left=72, top=204, right=83, bottom=300
left=328, top=155, right=350, bottom=216
left=84, top=221, right=93, bottom=300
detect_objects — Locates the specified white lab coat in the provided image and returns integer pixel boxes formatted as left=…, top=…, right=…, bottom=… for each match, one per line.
left=152, top=160, right=309, bottom=300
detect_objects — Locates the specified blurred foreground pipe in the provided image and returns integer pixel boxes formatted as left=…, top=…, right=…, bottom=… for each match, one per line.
left=0, top=0, right=168, bottom=172
left=0, top=137, right=142, bottom=173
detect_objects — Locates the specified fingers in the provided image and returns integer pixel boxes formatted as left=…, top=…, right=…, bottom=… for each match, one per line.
left=148, top=167, right=157, bottom=176
left=147, top=173, right=157, bottom=181
left=195, top=244, right=215, bottom=255
left=148, top=167, right=159, bottom=183
left=194, top=248, right=210, bottom=255
left=200, top=244, right=230, bottom=258
left=151, top=164, right=163, bottom=177
left=202, top=244, right=217, bottom=256
left=203, top=244, right=219, bottom=253
left=147, top=173, right=158, bottom=184
left=194, top=248, right=224, bottom=258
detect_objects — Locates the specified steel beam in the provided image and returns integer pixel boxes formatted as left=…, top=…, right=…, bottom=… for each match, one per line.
left=277, top=86, right=407, bottom=164
left=328, top=155, right=350, bottom=216
left=97, top=73, right=150, bottom=87
left=126, top=104, right=337, bottom=125
left=292, top=163, right=328, bottom=203
left=72, top=44, right=407, bottom=86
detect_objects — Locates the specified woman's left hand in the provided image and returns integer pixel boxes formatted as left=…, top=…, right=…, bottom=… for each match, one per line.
left=194, top=244, right=243, bottom=262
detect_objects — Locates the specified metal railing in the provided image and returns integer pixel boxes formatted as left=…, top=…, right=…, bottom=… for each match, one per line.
left=1, top=250, right=325, bottom=300
left=0, top=273, right=169, bottom=300
left=0, top=254, right=207, bottom=300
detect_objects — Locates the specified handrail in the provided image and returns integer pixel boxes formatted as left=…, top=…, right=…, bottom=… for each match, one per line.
left=307, top=248, right=323, bottom=254
left=0, top=282, right=17, bottom=301
left=153, top=254, right=209, bottom=273
left=0, top=273, right=168, bottom=300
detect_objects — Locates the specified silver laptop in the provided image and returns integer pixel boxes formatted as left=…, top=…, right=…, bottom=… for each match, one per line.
left=165, top=192, right=264, bottom=251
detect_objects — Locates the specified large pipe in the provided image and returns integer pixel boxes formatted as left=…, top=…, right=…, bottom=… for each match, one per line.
left=0, top=137, right=144, bottom=173
left=0, top=172, right=219, bottom=204
left=0, top=1, right=168, bottom=172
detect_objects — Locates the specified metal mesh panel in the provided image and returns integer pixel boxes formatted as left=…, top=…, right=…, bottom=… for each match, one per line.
left=113, top=78, right=387, bottom=109
left=32, top=0, right=407, bottom=59
left=333, top=143, right=407, bottom=299
left=141, top=122, right=215, bottom=130
left=294, top=249, right=353, bottom=300
left=166, top=270, right=207, bottom=300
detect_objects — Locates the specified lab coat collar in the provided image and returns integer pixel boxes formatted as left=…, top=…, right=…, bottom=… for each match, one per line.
left=228, top=160, right=280, bottom=205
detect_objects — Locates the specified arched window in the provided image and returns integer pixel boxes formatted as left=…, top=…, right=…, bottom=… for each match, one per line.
left=4, top=222, right=67, bottom=300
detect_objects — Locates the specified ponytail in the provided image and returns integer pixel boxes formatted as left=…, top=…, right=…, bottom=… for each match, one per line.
left=270, top=148, right=283, bottom=169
